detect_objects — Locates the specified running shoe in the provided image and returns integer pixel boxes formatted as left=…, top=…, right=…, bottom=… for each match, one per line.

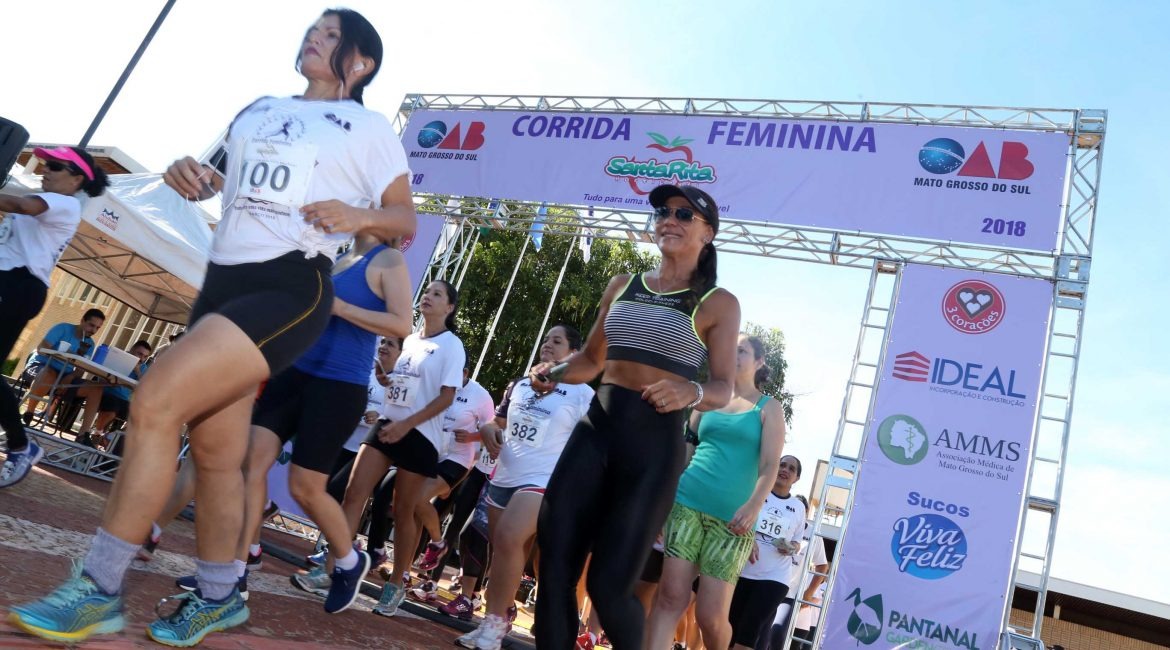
left=474, top=613, right=509, bottom=650
left=471, top=593, right=484, bottom=612
left=449, top=572, right=463, bottom=593
left=576, top=632, right=596, bottom=650
left=372, top=581, right=406, bottom=617
left=0, top=441, right=44, bottom=488
left=369, top=546, right=388, bottom=571
left=454, top=626, right=482, bottom=649
left=246, top=545, right=263, bottom=571
left=21, top=410, right=34, bottom=426
left=146, top=588, right=249, bottom=647
left=175, top=574, right=248, bottom=601
left=7, top=560, right=124, bottom=643
left=438, top=593, right=476, bottom=621
left=324, top=549, right=371, bottom=614
left=418, top=539, right=449, bottom=571
left=262, top=499, right=281, bottom=521
left=291, top=565, right=331, bottom=597
left=306, top=547, right=328, bottom=567
left=137, top=533, right=161, bottom=561
left=407, top=579, right=439, bottom=604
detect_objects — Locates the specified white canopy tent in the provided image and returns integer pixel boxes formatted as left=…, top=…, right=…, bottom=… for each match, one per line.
left=6, top=173, right=214, bottom=323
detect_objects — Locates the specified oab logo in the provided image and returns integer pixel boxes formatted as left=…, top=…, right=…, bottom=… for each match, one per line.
left=417, top=120, right=486, bottom=151
left=918, top=137, right=1035, bottom=180
left=877, top=414, right=929, bottom=465
left=942, top=279, right=1006, bottom=335
left=845, top=588, right=884, bottom=646
left=890, top=513, right=968, bottom=580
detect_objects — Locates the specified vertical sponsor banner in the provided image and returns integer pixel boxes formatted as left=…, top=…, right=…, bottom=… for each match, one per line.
left=821, top=264, right=1053, bottom=650
left=265, top=211, right=442, bottom=523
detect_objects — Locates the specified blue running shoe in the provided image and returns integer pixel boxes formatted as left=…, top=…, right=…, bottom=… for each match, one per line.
left=146, top=588, right=249, bottom=648
left=7, top=560, right=125, bottom=643
left=306, top=547, right=328, bottom=566
left=372, top=580, right=406, bottom=617
left=176, top=574, right=198, bottom=592
left=324, top=549, right=370, bottom=614
left=0, top=440, right=45, bottom=488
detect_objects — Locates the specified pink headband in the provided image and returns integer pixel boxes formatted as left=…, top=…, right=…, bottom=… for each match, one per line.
left=34, top=146, right=95, bottom=181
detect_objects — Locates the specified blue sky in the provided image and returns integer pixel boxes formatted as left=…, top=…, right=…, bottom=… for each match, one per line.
left=5, top=0, right=1168, bottom=603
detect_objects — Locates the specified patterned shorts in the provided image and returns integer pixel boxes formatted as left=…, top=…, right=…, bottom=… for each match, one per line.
left=663, top=502, right=755, bottom=584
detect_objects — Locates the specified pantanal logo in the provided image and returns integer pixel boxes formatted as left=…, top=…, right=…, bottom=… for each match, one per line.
left=604, top=132, right=717, bottom=195
left=845, top=588, right=884, bottom=645
left=877, top=414, right=929, bottom=465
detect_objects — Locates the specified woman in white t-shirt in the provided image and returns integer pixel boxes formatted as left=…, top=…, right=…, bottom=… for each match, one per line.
left=0, top=146, right=108, bottom=488
left=728, top=455, right=807, bottom=650
left=340, top=280, right=466, bottom=616
left=10, top=10, right=416, bottom=647
left=454, top=324, right=594, bottom=644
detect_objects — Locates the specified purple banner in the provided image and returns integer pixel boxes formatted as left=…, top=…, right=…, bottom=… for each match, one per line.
left=821, top=265, right=1053, bottom=649
left=401, top=109, right=1070, bottom=251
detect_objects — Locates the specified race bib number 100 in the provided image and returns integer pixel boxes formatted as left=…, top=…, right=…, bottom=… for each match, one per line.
left=239, top=139, right=316, bottom=208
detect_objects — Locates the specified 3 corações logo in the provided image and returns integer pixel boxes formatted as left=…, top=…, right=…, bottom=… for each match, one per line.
left=942, top=279, right=1005, bottom=335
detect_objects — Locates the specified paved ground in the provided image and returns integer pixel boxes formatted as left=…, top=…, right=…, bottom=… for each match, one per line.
left=0, top=454, right=518, bottom=649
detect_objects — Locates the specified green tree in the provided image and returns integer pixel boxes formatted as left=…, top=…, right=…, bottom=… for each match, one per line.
left=743, top=322, right=795, bottom=426
left=455, top=212, right=656, bottom=399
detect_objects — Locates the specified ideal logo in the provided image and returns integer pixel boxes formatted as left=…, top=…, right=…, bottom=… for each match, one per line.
left=845, top=588, right=884, bottom=645
left=417, top=120, right=486, bottom=151
left=918, top=137, right=1035, bottom=180
left=604, top=132, right=717, bottom=196
left=876, top=414, right=929, bottom=465
left=890, top=513, right=968, bottom=579
left=891, top=350, right=1028, bottom=404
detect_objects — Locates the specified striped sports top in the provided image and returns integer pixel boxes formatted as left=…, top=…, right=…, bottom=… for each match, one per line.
left=603, top=274, right=716, bottom=380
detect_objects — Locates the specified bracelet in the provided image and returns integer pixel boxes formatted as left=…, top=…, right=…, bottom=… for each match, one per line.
left=685, top=381, right=704, bottom=409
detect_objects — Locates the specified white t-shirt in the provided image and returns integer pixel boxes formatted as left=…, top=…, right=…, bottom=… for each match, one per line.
left=740, top=492, right=806, bottom=583
left=210, top=96, right=410, bottom=265
left=786, top=520, right=828, bottom=592
left=474, top=443, right=498, bottom=475
left=344, top=366, right=387, bottom=453
left=0, top=192, right=82, bottom=285
left=491, top=378, right=593, bottom=489
left=440, top=379, right=495, bottom=467
left=380, top=331, right=465, bottom=452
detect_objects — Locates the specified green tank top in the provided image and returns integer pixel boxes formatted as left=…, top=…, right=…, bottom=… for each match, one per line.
left=675, top=395, right=769, bottom=523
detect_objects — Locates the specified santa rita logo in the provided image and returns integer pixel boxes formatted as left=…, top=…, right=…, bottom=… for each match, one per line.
left=604, top=132, right=717, bottom=195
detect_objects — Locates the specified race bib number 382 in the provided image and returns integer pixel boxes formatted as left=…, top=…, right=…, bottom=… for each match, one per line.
left=239, top=139, right=316, bottom=208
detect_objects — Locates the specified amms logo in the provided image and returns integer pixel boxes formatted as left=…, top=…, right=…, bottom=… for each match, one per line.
left=417, top=120, right=486, bottom=150
left=918, top=137, right=1035, bottom=180
left=876, top=414, right=929, bottom=465
left=845, top=588, right=884, bottom=645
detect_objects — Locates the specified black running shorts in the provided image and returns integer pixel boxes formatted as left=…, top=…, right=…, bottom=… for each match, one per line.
left=188, top=251, right=333, bottom=376
left=253, top=366, right=368, bottom=474
left=363, top=421, right=440, bottom=478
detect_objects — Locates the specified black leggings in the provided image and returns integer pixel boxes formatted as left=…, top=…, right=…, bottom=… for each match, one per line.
left=729, top=577, right=790, bottom=648
left=368, top=467, right=399, bottom=552
left=535, top=384, right=685, bottom=650
left=325, top=449, right=357, bottom=503
left=427, top=467, right=489, bottom=580
left=0, top=267, right=47, bottom=452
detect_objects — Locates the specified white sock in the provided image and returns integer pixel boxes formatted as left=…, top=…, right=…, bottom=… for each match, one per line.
left=234, top=559, right=247, bottom=578
left=151, top=522, right=162, bottom=539
left=249, top=544, right=261, bottom=556
left=334, top=549, right=358, bottom=571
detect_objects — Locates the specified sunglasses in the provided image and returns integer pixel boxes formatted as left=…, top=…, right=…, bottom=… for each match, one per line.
left=45, top=160, right=82, bottom=176
left=653, top=205, right=707, bottom=224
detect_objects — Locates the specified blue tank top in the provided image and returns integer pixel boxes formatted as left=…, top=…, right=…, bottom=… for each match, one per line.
left=293, top=245, right=387, bottom=384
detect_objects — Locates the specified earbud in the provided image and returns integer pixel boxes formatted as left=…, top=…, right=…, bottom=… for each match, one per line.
left=352, top=62, right=365, bottom=72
